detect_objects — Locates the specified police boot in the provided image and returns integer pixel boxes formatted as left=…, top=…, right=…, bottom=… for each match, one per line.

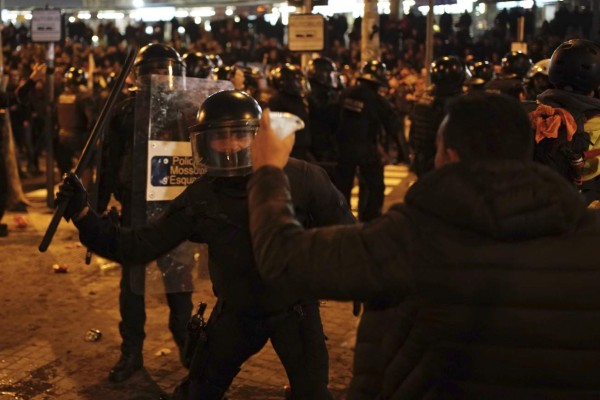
left=108, top=353, right=143, bottom=382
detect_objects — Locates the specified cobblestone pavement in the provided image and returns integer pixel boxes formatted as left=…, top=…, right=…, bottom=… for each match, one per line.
left=0, top=165, right=414, bottom=400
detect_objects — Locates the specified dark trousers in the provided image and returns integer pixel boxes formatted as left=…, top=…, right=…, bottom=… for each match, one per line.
left=335, top=161, right=384, bottom=222
left=119, top=266, right=193, bottom=356
left=188, top=299, right=332, bottom=400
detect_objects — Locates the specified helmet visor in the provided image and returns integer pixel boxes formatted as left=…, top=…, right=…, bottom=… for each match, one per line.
left=190, top=125, right=257, bottom=177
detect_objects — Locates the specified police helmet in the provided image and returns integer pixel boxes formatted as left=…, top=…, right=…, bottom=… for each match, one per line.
left=430, top=56, right=469, bottom=94
left=307, top=57, right=338, bottom=88
left=133, top=43, right=185, bottom=80
left=468, top=60, right=494, bottom=86
left=232, top=65, right=261, bottom=92
left=501, top=51, right=533, bottom=79
left=358, top=60, right=388, bottom=87
left=182, top=51, right=212, bottom=78
left=212, top=65, right=234, bottom=81
left=64, top=67, right=88, bottom=87
left=270, top=64, right=309, bottom=97
left=188, top=90, right=261, bottom=177
left=207, top=54, right=224, bottom=68
left=549, top=39, right=600, bottom=94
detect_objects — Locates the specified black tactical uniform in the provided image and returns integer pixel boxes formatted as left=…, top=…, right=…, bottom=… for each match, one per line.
left=268, top=64, right=313, bottom=161
left=335, top=60, right=402, bottom=222
left=410, top=56, right=467, bottom=177
left=55, top=68, right=96, bottom=180
left=485, top=51, right=532, bottom=99
left=307, top=57, right=341, bottom=165
left=62, top=90, right=354, bottom=399
left=97, top=44, right=193, bottom=383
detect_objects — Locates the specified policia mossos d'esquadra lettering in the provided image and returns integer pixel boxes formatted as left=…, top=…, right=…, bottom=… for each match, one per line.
left=57, top=90, right=355, bottom=400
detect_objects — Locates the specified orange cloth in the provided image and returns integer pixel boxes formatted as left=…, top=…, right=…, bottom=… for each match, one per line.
left=529, top=104, right=578, bottom=144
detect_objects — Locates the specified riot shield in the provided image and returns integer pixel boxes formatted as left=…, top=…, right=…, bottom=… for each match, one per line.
left=131, top=75, right=233, bottom=294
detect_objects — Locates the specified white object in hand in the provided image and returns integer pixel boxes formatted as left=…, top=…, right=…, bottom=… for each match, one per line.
left=269, top=112, right=304, bottom=140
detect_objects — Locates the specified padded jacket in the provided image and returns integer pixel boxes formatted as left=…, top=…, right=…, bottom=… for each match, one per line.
left=248, top=160, right=600, bottom=399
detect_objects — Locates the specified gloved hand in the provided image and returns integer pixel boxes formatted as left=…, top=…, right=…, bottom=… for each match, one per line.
left=55, top=173, right=89, bottom=222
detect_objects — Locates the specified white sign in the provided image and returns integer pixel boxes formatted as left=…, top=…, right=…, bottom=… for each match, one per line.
left=147, top=140, right=206, bottom=201
left=288, top=14, right=325, bottom=52
left=31, top=9, right=62, bottom=42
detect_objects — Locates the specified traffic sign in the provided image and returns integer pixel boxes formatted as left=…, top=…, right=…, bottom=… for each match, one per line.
left=288, top=14, right=325, bottom=52
left=31, top=9, right=62, bottom=42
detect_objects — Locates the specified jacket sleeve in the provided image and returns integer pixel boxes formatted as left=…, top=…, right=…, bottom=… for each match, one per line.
left=248, top=166, right=416, bottom=301
left=74, top=194, right=200, bottom=266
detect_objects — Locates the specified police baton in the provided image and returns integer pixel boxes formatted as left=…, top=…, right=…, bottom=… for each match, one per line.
left=39, top=48, right=138, bottom=253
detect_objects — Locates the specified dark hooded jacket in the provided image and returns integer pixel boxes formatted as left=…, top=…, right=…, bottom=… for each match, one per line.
left=249, top=159, right=600, bottom=399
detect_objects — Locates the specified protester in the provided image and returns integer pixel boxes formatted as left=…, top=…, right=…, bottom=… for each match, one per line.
left=247, top=92, right=600, bottom=399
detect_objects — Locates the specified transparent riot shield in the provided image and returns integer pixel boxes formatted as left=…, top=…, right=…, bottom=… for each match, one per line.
left=130, top=75, right=233, bottom=294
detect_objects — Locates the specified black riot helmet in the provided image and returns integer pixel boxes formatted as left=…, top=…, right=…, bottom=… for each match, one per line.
left=207, top=54, right=223, bottom=68
left=358, top=60, right=388, bottom=87
left=307, top=57, right=338, bottom=88
left=501, top=51, right=533, bottom=79
left=64, top=67, right=88, bottom=87
left=468, top=60, right=494, bottom=87
left=182, top=51, right=212, bottom=78
left=188, top=90, right=261, bottom=177
left=270, top=64, right=309, bottom=97
left=430, top=55, right=469, bottom=95
left=133, top=43, right=185, bottom=82
left=232, top=65, right=261, bottom=92
left=549, top=39, right=600, bottom=94
left=212, top=65, right=234, bottom=81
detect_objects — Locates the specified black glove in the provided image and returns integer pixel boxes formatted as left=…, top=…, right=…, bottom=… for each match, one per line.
left=55, top=173, right=89, bottom=222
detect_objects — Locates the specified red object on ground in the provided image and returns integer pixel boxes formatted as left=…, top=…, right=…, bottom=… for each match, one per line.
left=13, top=215, right=29, bottom=229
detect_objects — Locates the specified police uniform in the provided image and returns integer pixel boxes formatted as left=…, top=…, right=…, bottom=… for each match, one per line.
left=336, top=80, right=400, bottom=221
left=55, top=85, right=95, bottom=177
left=409, top=91, right=451, bottom=177
left=78, top=162, right=353, bottom=400
left=268, top=64, right=313, bottom=161
left=96, top=44, right=193, bottom=383
left=268, top=92, right=312, bottom=160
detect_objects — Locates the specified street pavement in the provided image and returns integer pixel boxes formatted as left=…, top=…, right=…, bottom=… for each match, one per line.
left=0, top=165, right=415, bottom=400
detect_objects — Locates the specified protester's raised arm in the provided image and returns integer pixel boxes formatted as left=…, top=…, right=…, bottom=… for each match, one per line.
left=248, top=165, right=415, bottom=301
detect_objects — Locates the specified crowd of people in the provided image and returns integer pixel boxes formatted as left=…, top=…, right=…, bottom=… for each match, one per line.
left=1, top=3, right=600, bottom=399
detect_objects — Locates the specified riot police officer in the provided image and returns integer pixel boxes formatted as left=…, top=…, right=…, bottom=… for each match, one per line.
left=182, top=51, right=213, bottom=79
left=57, top=90, right=355, bottom=399
left=55, top=67, right=96, bottom=186
left=533, top=39, right=600, bottom=203
left=268, top=64, right=312, bottom=160
left=409, top=55, right=468, bottom=177
left=336, top=60, right=403, bottom=222
left=485, top=51, right=533, bottom=99
left=97, top=43, right=193, bottom=383
left=306, top=57, right=340, bottom=166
